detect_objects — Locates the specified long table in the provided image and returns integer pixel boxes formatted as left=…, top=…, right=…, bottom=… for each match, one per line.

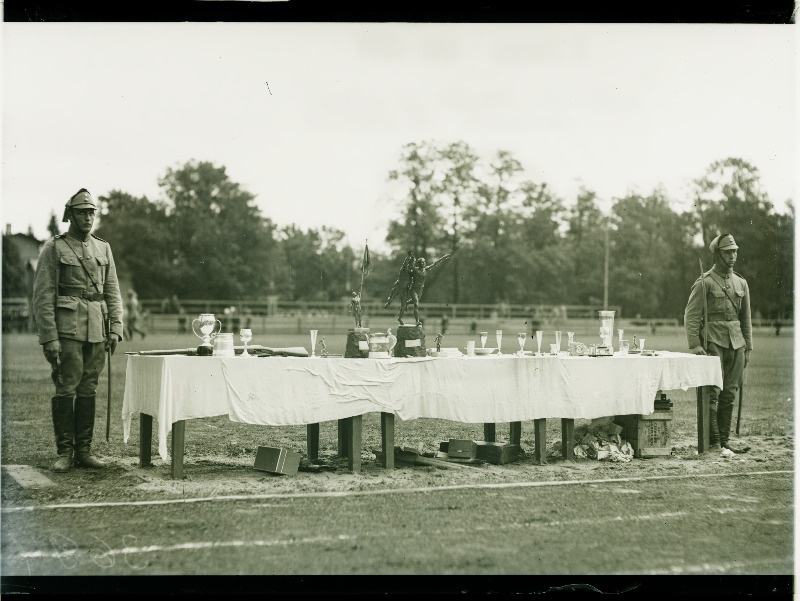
left=122, top=352, right=723, bottom=478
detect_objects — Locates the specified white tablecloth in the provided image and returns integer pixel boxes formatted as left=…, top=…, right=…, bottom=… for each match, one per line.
left=122, top=351, right=722, bottom=461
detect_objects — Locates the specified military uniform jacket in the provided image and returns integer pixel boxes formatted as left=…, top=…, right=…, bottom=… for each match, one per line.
left=32, top=233, right=124, bottom=345
left=684, top=267, right=752, bottom=352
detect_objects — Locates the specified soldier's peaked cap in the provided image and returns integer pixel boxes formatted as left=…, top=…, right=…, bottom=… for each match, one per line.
left=62, top=189, right=97, bottom=222
left=709, top=233, right=738, bottom=253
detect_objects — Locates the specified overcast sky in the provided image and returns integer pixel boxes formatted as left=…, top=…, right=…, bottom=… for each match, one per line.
left=2, top=22, right=796, bottom=251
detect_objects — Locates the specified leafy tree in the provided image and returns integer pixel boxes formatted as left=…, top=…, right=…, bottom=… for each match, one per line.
left=47, top=212, right=61, bottom=238
left=157, top=160, right=278, bottom=300
left=2, top=235, right=26, bottom=297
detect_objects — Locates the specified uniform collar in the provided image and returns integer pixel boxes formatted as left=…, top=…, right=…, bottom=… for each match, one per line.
left=65, top=230, right=92, bottom=243
left=712, top=264, right=733, bottom=279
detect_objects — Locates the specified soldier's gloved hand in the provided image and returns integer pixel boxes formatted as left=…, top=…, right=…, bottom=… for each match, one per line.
left=42, top=340, right=60, bottom=365
left=106, top=335, right=119, bottom=356
left=689, top=345, right=707, bottom=355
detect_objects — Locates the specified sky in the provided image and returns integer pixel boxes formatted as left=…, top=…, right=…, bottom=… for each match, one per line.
left=2, top=22, right=796, bottom=253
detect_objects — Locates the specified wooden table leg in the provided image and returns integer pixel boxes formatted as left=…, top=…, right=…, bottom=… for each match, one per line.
left=337, top=418, right=351, bottom=458
left=509, top=422, right=522, bottom=446
left=697, top=386, right=711, bottom=453
left=380, top=412, right=395, bottom=469
left=348, top=415, right=362, bottom=474
left=561, top=418, right=574, bottom=459
left=307, top=423, right=320, bottom=461
left=171, top=420, right=185, bottom=479
left=483, top=423, right=496, bottom=442
left=533, top=418, right=548, bottom=465
left=139, top=413, right=153, bottom=468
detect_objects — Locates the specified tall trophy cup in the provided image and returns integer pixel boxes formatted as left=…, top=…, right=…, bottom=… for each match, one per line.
left=192, top=313, right=222, bottom=356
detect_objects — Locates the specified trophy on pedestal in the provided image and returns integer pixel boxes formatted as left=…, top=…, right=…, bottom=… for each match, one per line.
left=346, top=242, right=372, bottom=358
left=192, top=313, right=222, bottom=356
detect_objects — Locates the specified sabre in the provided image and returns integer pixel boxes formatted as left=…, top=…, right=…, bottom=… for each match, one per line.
left=736, top=367, right=745, bottom=436
left=105, top=315, right=112, bottom=442
left=698, top=258, right=708, bottom=351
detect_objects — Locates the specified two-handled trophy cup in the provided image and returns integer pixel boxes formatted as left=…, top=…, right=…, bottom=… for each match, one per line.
left=192, top=313, right=222, bottom=356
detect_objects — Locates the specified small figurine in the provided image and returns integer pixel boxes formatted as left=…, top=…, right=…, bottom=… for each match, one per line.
left=348, top=291, right=363, bottom=328
left=434, top=332, right=443, bottom=352
left=386, top=327, right=397, bottom=357
left=384, top=251, right=451, bottom=325
left=320, top=337, right=328, bottom=357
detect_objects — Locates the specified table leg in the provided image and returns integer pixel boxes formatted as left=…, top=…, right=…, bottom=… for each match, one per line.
left=380, top=412, right=395, bottom=469
left=171, top=420, right=185, bottom=480
left=697, top=386, right=711, bottom=453
left=561, top=418, right=575, bottom=459
left=138, top=413, right=153, bottom=468
left=307, top=423, right=320, bottom=461
left=483, top=423, right=496, bottom=442
left=337, top=418, right=351, bottom=458
left=509, top=422, right=522, bottom=445
left=533, top=418, right=548, bottom=465
left=348, top=415, right=362, bottom=474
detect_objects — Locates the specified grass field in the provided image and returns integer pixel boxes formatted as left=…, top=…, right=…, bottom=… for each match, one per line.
left=0, top=327, right=793, bottom=468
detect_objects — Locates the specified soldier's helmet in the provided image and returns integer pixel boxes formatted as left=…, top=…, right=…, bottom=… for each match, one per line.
left=709, top=233, right=738, bottom=253
left=62, top=188, right=98, bottom=222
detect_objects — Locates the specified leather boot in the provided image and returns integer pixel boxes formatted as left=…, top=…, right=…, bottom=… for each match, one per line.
left=51, top=396, right=74, bottom=472
left=708, top=401, right=720, bottom=449
left=73, top=396, right=106, bottom=468
left=718, top=401, right=750, bottom=453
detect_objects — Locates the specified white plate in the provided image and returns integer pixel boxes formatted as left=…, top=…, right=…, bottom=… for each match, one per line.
left=472, top=347, right=497, bottom=356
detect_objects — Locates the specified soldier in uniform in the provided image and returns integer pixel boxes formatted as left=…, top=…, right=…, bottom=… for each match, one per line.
left=684, top=233, right=752, bottom=454
left=32, top=189, right=124, bottom=472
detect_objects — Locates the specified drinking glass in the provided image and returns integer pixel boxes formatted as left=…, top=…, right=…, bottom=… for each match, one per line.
left=479, top=331, right=488, bottom=349
left=618, top=329, right=624, bottom=353
left=555, top=331, right=562, bottom=354
left=535, top=330, right=543, bottom=355
left=637, top=337, right=645, bottom=352
left=495, top=330, right=503, bottom=353
left=517, top=332, right=527, bottom=356
left=621, top=339, right=630, bottom=355
left=549, top=343, right=558, bottom=355
left=239, top=328, right=253, bottom=357
left=310, top=329, right=318, bottom=357
left=466, top=340, right=476, bottom=356
left=567, top=331, right=574, bottom=346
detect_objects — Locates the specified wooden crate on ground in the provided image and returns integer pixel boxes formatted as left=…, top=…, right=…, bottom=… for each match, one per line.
left=613, top=411, right=673, bottom=458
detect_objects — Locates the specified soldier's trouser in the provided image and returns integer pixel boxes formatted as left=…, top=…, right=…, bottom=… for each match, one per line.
left=53, top=338, right=106, bottom=398
left=706, top=342, right=745, bottom=446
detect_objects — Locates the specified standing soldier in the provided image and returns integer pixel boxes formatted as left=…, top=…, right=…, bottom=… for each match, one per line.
left=684, top=233, right=752, bottom=454
left=32, top=188, right=124, bottom=472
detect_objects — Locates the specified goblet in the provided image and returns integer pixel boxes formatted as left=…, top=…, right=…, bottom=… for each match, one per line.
left=239, top=328, right=253, bottom=357
left=495, top=330, right=503, bottom=353
left=555, top=331, right=562, bottom=354
left=479, top=331, right=488, bottom=349
left=517, top=332, right=527, bottom=356
left=618, top=329, right=625, bottom=353
left=567, top=331, right=574, bottom=347
left=310, top=329, right=319, bottom=357
left=535, top=330, right=543, bottom=355
left=637, top=337, right=646, bottom=352
left=191, top=313, right=221, bottom=355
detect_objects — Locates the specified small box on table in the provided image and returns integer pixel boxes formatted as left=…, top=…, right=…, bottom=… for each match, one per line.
left=253, top=446, right=301, bottom=476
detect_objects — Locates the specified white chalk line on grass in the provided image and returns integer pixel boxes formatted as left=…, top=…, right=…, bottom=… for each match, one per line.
left=624, top=556, right=794, bottom=575
left=10, top=505, right=786, bottom=562
left=1, top=469, right=790, bottom=513
left=17, top=534, right=357, bottom=560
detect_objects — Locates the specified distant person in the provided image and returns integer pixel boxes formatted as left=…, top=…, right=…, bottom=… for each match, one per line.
left=125, top=290, right=147, bottom=340
left=32, top=188, right=123, bottom=472
left=440, top=315, right=449, bottom=335
left=684, top=233, right=752, bottom=454
left=177, top=307, right=188, bottom=334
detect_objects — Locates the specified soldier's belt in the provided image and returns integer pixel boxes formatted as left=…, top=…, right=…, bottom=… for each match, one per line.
left=59, top=286, right=104, bottom=301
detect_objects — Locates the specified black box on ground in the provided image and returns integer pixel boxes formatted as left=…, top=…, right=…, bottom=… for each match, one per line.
left=253, top=446, right=301, bottom=476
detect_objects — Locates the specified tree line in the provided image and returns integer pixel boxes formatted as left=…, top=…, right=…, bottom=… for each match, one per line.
left=4, top=146, right=794, bottom=323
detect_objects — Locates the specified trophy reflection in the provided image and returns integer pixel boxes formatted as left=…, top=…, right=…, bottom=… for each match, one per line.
left=192, top=313, right=222, bottom=356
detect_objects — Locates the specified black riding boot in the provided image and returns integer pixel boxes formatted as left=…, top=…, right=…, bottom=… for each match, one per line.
left=74, top=396, right=106, bottom=468
left=51, top=396, right=74, bottom=472
left=708, top=401, right=720, bottom=450
left=719, top=402, right=750, bottom=454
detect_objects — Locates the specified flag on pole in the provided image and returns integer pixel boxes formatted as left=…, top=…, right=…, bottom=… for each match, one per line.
left=361, top=242, right=371, bottom=278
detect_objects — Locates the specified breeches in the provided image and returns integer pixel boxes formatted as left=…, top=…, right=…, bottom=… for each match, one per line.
left=54, top=338, right=106, bottom=398
left=706, top=341, right=744, bottom=410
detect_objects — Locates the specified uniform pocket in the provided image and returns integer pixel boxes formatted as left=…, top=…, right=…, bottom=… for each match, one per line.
left=55, top=296, right=79, bottom=336
left=710, top=290, right=727, bottom=311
